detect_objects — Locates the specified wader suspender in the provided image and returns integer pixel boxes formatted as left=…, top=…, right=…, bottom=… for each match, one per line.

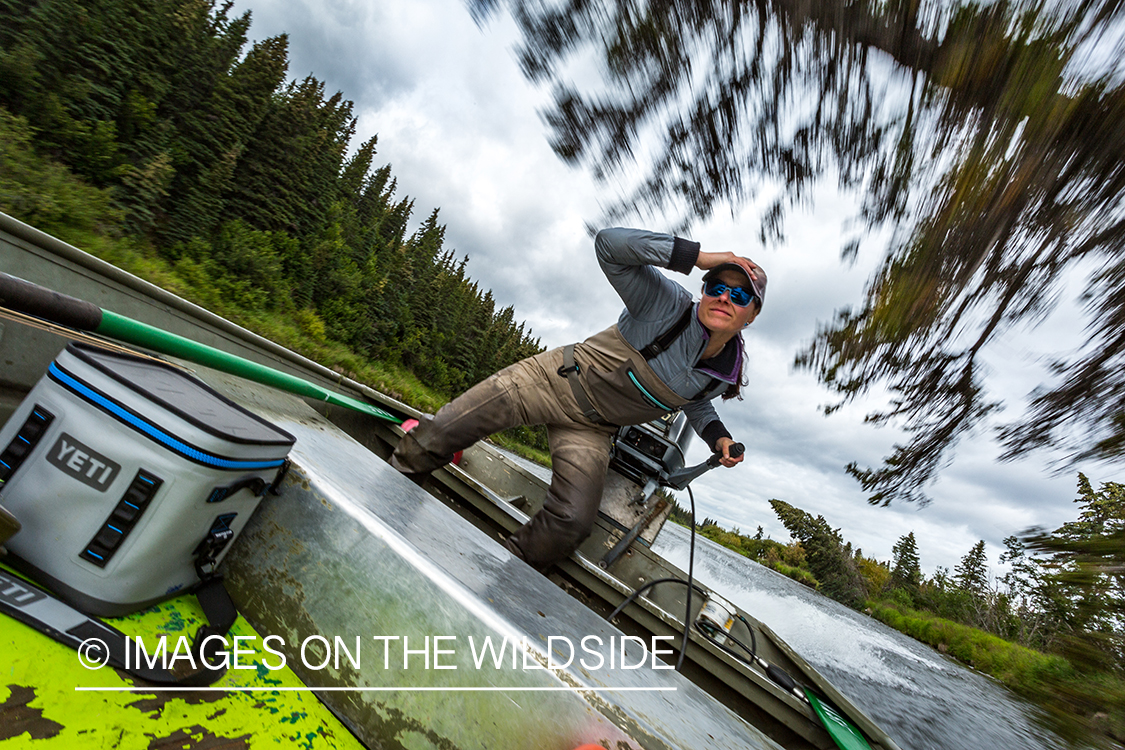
left=560, top=344, right=603, bottom=423
left=559, top=303, right=698, bottom=423
left=638, top=304, right=695, bottom=360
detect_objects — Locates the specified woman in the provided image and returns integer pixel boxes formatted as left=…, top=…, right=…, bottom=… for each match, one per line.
left=391, top=227, right=765, bottom=570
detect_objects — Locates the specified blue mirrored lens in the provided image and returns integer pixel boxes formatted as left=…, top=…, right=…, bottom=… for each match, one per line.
left=704, top=281, right=753, bottom=307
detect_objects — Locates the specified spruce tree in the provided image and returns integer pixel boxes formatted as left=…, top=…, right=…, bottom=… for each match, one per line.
left=954, top=541, right=990, bottom=598
left=890, top=532, right=922, bottom=591
left=224, top=76, right=354, bottom=240
left=162, top=33, right=288, bottom=244
left=769, top=499, right=869, bottom=608
left=0, top=0, right=546, bottom=407
left=1023, top=476, right=1125, bottom=741
left=1035, top=474, right=1125, bottom=649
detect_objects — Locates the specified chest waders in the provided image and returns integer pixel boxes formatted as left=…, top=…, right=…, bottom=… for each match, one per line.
left=559, top=304, right=721, bottom=427
left=390, top=305, right=726, bottom=569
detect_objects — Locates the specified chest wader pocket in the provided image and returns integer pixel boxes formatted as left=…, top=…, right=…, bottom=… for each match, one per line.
left=584, top=362, right=681, bottom=426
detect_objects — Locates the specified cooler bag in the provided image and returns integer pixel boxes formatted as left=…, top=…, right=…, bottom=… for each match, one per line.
left=0, top=342, right=294, bottom=617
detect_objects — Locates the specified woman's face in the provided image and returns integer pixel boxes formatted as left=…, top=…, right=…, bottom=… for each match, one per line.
left=698, top=269, right=759, bottom=337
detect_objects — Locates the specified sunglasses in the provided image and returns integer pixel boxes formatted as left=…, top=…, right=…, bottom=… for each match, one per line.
left=703, top=279, right=755, bottom=308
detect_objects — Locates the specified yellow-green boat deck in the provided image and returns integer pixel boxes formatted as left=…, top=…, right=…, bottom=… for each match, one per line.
left=1, top=574, right=363, bottom=749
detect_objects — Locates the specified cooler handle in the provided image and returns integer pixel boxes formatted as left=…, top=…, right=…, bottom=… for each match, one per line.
left=205, top=459, right=290, bottom=503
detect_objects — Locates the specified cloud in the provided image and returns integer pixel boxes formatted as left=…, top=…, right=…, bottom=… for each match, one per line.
left=239, top=0, right=427, bottom=104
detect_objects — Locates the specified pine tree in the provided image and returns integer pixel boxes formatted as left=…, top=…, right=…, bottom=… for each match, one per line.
left=1022, top=475, right=1125, bottom=741
left=769, top=499, right=869, bottom=608
left=339, top=136, right=377, bottom=207
left=890, top=532, right=922, bottom=590
left=0, top=0, right=548, bottom=408
left=1034, top=474, right=1125, bottom=651
left=224, top=76, right=355, bottom=240
left=162, top=33, right=288, bottom=244
left=954, top=541, right=990, bottom=598
left=999, top=535, right=1068, bottom=651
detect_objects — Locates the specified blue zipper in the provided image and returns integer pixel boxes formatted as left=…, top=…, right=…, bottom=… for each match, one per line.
left=49, top=362, right=286, bottom=471
left=627, top=370, right=672, bottom=411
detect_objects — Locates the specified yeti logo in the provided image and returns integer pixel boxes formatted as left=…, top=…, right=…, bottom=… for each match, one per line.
left=0, top=570, right=45, bottom=608
left=46, top=433, right=121, bottom=491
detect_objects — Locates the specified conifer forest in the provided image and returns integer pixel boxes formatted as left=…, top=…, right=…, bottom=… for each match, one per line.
left=0, top=0, right=543, bottom=404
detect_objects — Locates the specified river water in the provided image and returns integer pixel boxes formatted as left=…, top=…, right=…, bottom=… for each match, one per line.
left=652, top=523, right=1069, bottom=750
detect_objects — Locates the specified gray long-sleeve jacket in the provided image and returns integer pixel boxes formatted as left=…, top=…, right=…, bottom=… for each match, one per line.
left=594, top=227, right=742, bottom=448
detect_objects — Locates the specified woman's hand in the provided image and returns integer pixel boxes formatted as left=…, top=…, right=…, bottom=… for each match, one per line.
left=715, top=437, right=744, bottom=468
left=695, top=251, right=764, bottom=285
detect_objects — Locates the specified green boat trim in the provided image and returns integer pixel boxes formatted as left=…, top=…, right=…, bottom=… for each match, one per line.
left=96, top=310, right=401, bottom=424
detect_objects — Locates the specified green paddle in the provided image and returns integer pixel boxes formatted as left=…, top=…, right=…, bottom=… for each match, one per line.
left=805, top=689, right=875, bottom=750
left=0, top=272, right=401, bottom=424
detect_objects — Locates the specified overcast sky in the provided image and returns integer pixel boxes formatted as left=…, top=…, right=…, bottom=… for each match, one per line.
left=229, top=0, right=1112, bottom=575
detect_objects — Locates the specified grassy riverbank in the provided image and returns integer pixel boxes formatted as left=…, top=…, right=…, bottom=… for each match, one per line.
left=866, top=600, right=1124, bottom=744
left=866, top=600, right=1072, bottom=691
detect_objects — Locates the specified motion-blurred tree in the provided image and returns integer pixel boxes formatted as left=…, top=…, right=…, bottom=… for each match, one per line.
left=474, top=0, right=1125, bottom=504
left=999, top=534, right=1070, bottom=649
left=1024, top=474, right=1125, bottom=742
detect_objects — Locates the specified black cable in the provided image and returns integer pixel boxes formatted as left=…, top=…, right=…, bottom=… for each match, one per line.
left=676, top=484, right=699, bottom=671
left=607, top=464, right=822, bottom=708
left=612, top=445, right=743, bottom=672
left=736, top=614, right=757, bottom=659
left=694, top=621, right=809, bottom=703
left=694, top=621, right=756, bottom=669
left=696, top=621, right=756, bottom=663
left=607, top=577, right=708, bottom=621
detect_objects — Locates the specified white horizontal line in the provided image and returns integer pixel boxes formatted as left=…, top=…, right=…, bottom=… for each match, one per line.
left=75, top=686, right=677, bottom=693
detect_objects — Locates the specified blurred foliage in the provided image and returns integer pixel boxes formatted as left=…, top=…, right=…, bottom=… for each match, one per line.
left=476, top=0, right=1125, bottom=505
left=1022, top=474, right=1125, bottom=743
